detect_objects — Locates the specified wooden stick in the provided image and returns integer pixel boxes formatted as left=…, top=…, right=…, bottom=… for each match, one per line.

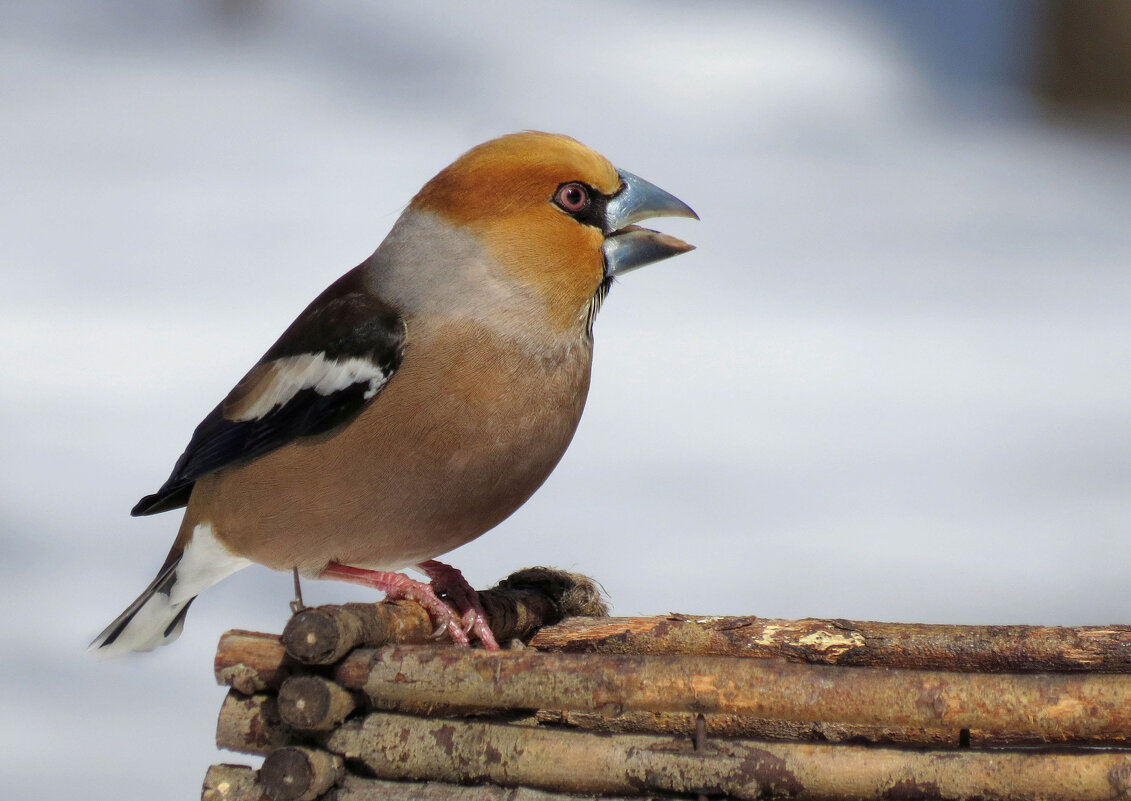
left=341, top=645, right=1131, bottom=741
left=204, top=765, right=663, bottom=801
left=219, top=614, right=1131, bottom=695
left=537, top=709, right=958, bottom=747
left=258, top=746, right=343, bottom=801
left=202, top=764, right=267, bottom=801
left=535, top=709, right=1131, bottom=748
left=277, top=675, right=357, bottom=732
left=215, top=630, right=292, bottom=693
left=215, top=691, right=292, bottom=756
left=282, top=601, right=436, bottom=666
left=327, top=711, right=1131, bottom=801
left=532, top=615, right=1131, bottom=672
left=282, top=567, right=606, bottom=666
left=323, top=774, right=669, bottom=801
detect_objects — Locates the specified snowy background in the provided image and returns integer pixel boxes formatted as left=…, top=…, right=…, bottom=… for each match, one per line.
left=2, top=2, right=1130, bottom=798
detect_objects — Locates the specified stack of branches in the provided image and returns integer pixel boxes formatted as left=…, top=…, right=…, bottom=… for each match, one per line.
left=206, top=568, right=1131, bottom=801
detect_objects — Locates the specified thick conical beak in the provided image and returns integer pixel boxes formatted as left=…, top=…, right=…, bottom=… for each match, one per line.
left=602, top=169, right=698, bottom=277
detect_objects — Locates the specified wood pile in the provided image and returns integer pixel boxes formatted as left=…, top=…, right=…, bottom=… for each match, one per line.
left=204, top=568, right=1131, bottom=801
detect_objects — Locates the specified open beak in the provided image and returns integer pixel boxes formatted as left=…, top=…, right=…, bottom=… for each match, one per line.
left=602, top=169, right=698, bottom=277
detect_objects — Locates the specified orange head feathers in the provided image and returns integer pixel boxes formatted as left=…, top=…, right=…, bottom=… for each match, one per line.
left=412, top=131, right=622, bottom=222
left=411, top=131, right=696, bottom=332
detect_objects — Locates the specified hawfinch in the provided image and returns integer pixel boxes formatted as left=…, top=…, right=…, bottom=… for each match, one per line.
left=92, top=131, right=696, bottom=656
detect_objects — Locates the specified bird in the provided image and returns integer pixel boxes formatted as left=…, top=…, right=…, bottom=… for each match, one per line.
left=91, top=131, right=697, bottom=656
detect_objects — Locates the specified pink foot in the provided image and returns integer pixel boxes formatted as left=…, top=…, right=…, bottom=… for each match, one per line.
left=318, top=562, right=471, bottom=646
left=418, top=560, right=500, bottom=651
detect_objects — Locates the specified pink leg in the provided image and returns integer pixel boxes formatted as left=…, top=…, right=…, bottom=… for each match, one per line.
left=318, top=562, right=470, bottom=646
left=417, top=560, right=500, bottom=651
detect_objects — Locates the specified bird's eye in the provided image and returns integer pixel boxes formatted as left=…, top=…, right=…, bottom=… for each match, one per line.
left=554, top=183, right=590, bottom=214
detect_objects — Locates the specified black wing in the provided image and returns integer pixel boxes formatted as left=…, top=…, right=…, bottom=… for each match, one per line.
left=132, top=267, right=405, bottom=516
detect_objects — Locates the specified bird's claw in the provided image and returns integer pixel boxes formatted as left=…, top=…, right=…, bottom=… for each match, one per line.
left=391, top=582, right=470, bottom=646
left=319, top=561, right=493, bottom=649
left=417, top=560, right=501, bottom=650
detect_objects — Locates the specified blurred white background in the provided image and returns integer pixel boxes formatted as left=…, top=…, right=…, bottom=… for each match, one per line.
left=2, top=1, right=1130, bottom=798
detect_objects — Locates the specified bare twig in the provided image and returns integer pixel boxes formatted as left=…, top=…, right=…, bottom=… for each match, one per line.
left=258, top=746, right=343, bottom=801
left=535, top=709, right=1131, bottom=748
left=340, top=644, right=1131, bottom=742
left=277, top=676, right=357, bottom=732
left=214, top=630, right=293, bottom=694
left=202, top=764, right=267, bottom=801
left=323, top=774, right=672, bottom=800
left=327, top=711, right=1131, bottom=801
left=536, top=709, right=959, bottom=747
left=281, top=602, right=436, bottom=666
left=215, top=691, right=291, bottom=756
left=531, top=615, right=1131, bottom=672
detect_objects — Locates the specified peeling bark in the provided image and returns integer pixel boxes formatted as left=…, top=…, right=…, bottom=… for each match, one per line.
left=327, top=710, right=1131, bottom=801
left=202, top=764, right=268, bottom=801
left=214, top=630, right=293, bottom=694
left=532, top=615, right=1131, bottom=672
left=215, top=691, right=291, bottom=756
left=341, top=644, right=1131, bottom=742
left=323, top=774, right=668, bottom=800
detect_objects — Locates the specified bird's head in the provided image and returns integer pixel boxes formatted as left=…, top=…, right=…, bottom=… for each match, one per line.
left=410, top=131, right=697, bottom=334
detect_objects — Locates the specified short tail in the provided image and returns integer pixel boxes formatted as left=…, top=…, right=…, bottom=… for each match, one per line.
left=89, top=522, right=253, bottom=657
left=89, top=555, right=195, bottom=657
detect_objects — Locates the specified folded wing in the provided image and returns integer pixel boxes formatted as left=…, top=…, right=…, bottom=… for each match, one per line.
left=132, top=268, right=405, bottom=516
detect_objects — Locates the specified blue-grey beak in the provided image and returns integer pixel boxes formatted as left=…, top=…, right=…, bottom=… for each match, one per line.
left=602, top=169, right=698, bottom=277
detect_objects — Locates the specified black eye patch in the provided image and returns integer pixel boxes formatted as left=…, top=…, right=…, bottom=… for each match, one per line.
left=553, top=182, right=610, bottom=231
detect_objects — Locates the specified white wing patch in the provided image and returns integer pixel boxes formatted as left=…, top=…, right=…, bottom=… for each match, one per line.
left=229, top=352, right=390, bottom=422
